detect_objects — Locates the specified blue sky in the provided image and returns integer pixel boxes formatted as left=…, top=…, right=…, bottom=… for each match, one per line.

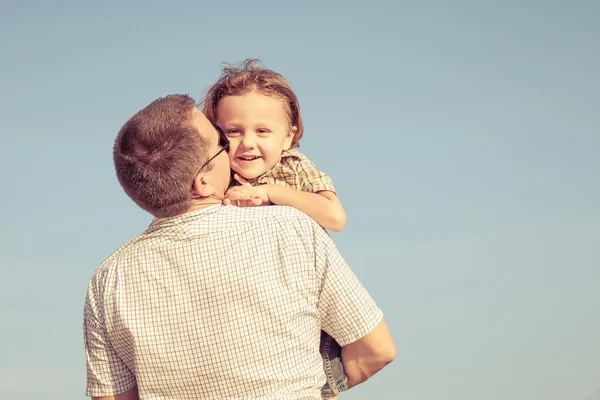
left=1, top=1, right=599, bottom=399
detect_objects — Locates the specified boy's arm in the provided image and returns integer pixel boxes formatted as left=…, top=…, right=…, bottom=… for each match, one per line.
left=223, top=152, right=346, bottom=231
left=266, top=185, right=346, bottom=232
left=224, top=173, right=347, bottom=232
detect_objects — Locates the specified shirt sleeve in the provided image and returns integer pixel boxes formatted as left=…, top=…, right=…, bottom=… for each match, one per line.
left=84, top=277, right=136, bottom=397
left=311, top=222, right=383, bottom=346
left=295, top=157, right=337, bottom=194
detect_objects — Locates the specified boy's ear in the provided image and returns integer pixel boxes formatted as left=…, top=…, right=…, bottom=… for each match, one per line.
left=283, top=126, right=297, bottom=151
left=192, top=174, right=216, bottom=198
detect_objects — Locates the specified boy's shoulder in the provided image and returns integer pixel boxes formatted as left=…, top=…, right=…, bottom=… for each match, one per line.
left=269, top=149, right=335, bottom=194
left=279, top=148, right=319, bottom=173
left=281, top=149, right=312, bottom=164
left=281, top=148, right=309, bottom=161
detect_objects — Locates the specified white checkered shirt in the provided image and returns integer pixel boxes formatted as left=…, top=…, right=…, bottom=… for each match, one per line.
left=84, top=205, right=383, bottom=399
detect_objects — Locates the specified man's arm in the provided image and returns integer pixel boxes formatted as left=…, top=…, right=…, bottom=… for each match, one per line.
left=92, top=385, right=139, bottom=400
left=310, top=217, right=395, bottom=387
left=84, top=276, right=136, bottom=398
left=341, top=319, right=396, bottom=388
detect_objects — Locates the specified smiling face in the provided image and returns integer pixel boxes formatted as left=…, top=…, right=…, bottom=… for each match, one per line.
left=215, top=91, right=296, bottom=180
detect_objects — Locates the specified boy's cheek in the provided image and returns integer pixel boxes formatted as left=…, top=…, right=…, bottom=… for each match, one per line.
left=227, top=141, right=241, bottom=157
left=228, top=151, right=237, bottom=164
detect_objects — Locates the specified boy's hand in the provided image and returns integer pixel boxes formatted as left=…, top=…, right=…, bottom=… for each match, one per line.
left=223, top=174, right=271, bottom=207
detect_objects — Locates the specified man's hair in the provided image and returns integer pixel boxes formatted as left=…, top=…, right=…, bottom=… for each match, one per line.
left=113, top=94, right=209, bottom=218
left=201, top=59, right=304, bottom=148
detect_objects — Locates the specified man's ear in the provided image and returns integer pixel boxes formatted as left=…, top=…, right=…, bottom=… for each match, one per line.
left=191, top=174, right=216, bottom=198
left=283, top=126, right=297, bottom=151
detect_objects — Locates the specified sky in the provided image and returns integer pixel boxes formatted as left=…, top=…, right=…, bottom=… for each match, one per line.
left=1, top=1, right=599, bottom=399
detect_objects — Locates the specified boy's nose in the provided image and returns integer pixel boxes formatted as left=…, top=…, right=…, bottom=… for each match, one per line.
left=240, top=134, right=256, bottom=149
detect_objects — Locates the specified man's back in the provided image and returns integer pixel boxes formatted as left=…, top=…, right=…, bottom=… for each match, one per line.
left=84, top=205, right=382, bottom=399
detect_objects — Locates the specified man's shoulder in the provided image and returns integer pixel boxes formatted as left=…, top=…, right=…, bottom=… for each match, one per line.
left=226, top=204, right=315, bottom=225
left=223, top=205, right=319, bottom=238
left=88, top=235, right=141, bottom=286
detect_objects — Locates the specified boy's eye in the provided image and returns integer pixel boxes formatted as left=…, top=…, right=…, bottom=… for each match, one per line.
left=256, top=129, right=270, bottom=134
left=225, top=129, right=240, bottom=137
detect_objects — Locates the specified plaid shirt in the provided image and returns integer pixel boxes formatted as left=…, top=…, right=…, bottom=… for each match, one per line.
left=244, top=149, right=336, bottom=194
left=84, top=205, right=382, bottom=399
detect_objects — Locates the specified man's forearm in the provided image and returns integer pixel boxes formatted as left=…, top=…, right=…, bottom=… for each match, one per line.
left=342, top=349, right=394, bottom=388
left=340, top=319, right=396, bottom=389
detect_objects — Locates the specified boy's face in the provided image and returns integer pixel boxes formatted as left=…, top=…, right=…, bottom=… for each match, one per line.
left=216, top=91, right=295, bottom=180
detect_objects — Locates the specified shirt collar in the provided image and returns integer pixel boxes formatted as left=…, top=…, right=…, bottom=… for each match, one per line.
left=146, top=204, right=222, bottom=232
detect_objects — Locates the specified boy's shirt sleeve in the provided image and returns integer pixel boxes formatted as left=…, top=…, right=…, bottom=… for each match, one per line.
left=283, top=149, right=337, bottom=194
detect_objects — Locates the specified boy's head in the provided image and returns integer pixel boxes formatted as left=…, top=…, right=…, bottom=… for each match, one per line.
left=202, top=59, right=304, bottom=180
left=114, top=94, right=230, bottom=217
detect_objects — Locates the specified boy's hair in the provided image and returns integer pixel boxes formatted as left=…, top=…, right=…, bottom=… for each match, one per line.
left=113, top=94, right=209, bottom=218
left=202, top=59, right=304, bottom=148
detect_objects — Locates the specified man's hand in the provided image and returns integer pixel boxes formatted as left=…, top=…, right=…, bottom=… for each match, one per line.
left=223, top=174, right=271, bottom=207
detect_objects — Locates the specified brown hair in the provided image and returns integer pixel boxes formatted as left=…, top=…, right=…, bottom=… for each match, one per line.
left=113, top=94, right=209, bottom=218
left=202, top=59, right=304, bottom=148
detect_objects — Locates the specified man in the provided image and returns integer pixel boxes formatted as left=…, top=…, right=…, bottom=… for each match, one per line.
left=84, top=94, right=395, bottom=400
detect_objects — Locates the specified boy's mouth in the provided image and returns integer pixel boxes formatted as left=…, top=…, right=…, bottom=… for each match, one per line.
left=237, top=155, right=261, bottom=161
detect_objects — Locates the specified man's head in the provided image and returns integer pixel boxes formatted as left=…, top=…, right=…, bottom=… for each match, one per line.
left=113, top=94, right=230, bottom=218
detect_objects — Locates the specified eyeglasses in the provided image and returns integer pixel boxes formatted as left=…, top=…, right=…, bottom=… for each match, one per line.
left=196, top=128, right=230, bottom=176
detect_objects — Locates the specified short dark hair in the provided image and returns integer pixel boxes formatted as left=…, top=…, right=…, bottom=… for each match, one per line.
left=113, top=94, right=209, bottom=217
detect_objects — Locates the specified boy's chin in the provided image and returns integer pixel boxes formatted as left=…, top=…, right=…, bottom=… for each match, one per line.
left=233, top=168, right=266, bottom=181
left=232, top=170, right=260, bottom=181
